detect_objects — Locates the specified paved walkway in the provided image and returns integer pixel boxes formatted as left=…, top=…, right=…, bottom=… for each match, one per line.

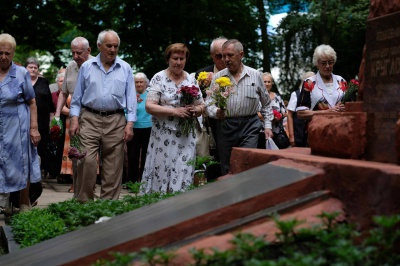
left=0, top=179, right=131, bottom=227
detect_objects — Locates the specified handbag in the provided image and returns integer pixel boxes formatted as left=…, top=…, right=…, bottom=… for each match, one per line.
left=272, top=98, right=290, bottom=149
left=266, top=138, right=279, bottom=150
left=272, top=122, right=290, bottom=149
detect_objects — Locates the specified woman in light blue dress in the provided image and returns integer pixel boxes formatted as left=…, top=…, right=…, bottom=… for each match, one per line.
left=0, top=34, right=41, bottom=212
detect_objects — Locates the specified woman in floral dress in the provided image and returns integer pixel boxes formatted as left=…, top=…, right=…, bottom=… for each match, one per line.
left=140, top=43, right=205, bottom=194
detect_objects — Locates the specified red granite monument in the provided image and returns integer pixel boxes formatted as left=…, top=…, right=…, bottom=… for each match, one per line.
left=308, top=1, right=400, bottom=164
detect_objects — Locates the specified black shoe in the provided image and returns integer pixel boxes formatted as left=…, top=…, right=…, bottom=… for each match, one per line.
left=57, top=176, right=66, bottom=184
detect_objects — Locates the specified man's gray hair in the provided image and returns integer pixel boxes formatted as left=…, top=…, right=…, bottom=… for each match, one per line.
left=210, top=36, right=228, bottom=53
left=71, top=37, right=90, bottom=50
left=56, top=72, right=65, bottom=82
left=97, top=30, right=120, bottom=46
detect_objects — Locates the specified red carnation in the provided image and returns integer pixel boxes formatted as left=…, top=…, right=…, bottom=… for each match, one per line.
left=273, top=109, right=282, bottom=120
left=350, top=79, right=360, bottom=86
left=303, top=80, right=315, bottom=92
left=339, top=80, right=348, bottom=92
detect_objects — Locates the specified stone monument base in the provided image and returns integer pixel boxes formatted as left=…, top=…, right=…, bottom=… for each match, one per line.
left=307, top=109, right=367, bottom=159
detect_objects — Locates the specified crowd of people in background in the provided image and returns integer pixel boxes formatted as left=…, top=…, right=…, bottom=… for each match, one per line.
left=0, top=30, right=348, bottom=213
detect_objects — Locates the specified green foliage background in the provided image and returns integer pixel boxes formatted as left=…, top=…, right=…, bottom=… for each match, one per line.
left=0, top=0, right=369, bottom=98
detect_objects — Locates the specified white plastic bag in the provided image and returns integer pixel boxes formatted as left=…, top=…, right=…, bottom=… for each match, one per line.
left=266, top=138, right=279, bottom=150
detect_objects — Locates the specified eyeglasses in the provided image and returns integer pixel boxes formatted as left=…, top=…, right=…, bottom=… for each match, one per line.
left=319, top=60, right=335, bottom=66
left=214, top=54, right=223, bottom=59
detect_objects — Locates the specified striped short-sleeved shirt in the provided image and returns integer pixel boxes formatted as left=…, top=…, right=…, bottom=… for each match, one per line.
left=205, top=64, right=273, bottom=129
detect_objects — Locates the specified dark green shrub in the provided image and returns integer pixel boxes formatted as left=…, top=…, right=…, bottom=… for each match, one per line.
left=10, top=191, right=181, bottom=248
left=93, top=213, right=400, bottom=266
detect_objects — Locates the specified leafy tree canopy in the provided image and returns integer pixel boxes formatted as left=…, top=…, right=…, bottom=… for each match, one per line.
left=1, top=0, right=369, bottom=98
left=273, top=0, right=369, bottom=97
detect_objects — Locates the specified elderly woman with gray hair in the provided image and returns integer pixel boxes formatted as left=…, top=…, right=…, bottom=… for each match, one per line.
left=0, top=34, right=41, bottom=213
left=25, top=56, right=55, bottom=178
left=296, top=44, right=346, bottom=119
left=125, top=72, right=152, bottom=186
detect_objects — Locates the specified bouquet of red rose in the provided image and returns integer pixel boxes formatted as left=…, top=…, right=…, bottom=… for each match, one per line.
left=178, top=85, right=200, bottom=137
left=68, top=135, right=87, bottom=160
left=341, top=79, right=359, bottom=103
left=48, top=117, right=63, bottom=156
left=50, top=117, right=63, bottom=142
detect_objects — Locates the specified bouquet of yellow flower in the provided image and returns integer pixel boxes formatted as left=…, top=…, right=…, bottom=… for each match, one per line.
left=197, top=71, right=214, bottom=98
left=206, top=76, right=234, bottom=115
left=178, top=85, right=200, bottom=137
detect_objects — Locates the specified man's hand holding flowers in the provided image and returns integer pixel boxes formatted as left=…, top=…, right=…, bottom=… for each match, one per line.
left=197, top=71, right=214, bottom=98
left=68, top=135, right=87, bottom=160
left=206, top=76, right=234, bottom=118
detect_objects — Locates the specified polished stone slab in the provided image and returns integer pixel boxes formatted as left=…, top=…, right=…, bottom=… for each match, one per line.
left=0, top=162, right=322, bottom=266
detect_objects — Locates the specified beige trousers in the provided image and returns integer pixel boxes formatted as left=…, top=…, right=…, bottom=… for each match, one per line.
left=75, top=110, right=125, bottom=202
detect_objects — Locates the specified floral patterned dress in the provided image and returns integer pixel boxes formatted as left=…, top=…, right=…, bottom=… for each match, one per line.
left=270, top=93, right=287, bottom=135
left=140, top=70, right=204, bottom=194
left=61, top=95, right=73, bottom=175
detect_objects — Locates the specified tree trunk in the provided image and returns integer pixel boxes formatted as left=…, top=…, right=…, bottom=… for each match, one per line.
left=257, top=0, right=271, bottom=72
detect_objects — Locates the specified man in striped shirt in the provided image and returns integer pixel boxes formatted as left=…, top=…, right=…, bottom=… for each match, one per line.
left=206, top=39, right=273, bottom=175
